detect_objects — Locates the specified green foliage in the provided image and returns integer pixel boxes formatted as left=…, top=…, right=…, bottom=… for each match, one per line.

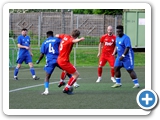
left=9, top=9, right=123, bottom=15
left=9, top=30, right=16, bottom=38
left=73, top=9, right=123, bottom=15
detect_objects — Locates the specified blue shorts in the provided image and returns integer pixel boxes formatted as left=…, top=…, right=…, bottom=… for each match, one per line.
left=114, top=54, right=134, bottom=70
left=16, top=55, right=32, bottom=64
left=44, top=60, right=61, bottom=74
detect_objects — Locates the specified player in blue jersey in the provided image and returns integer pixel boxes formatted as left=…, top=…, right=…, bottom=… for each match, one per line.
left=14, top=28, right=40, bottom=80
left=111, top=25, right=140, bottom=88
left=36, top=31, right=78, bottom=95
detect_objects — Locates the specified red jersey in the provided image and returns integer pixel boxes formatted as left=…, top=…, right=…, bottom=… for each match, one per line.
left=58, top=34, right=74, bottom=62
left=100, top=34, right=116, bottom=56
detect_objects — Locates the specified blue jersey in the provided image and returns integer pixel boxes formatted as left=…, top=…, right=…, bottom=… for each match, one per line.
left=116, top=34, right=134, bottom=58
left=41, top=37, right=61, bottom=63
left=17, top=35, right=30, bottom=57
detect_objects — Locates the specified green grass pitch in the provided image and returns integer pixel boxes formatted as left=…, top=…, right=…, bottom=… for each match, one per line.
left=9, top=66, right=145, bottom=109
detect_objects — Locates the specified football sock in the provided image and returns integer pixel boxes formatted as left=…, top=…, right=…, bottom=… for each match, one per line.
left=14, top=67, right=19, bottom=76
left=116, top=78, right=121, bottom=84
left=60, top=71, right=66, bottom=80
left=110, top=68, right=115, bottom=77
left=98, top=67, right=102, bottom=77
left=67, top=73, right=72, bottom=78
left=30, top=67, right=35, bottom=76
left=132, top=79, right=139, bottom=85
left=44, top=81, right=49, bottom=88
left=68, top=77, right=76, bottom=86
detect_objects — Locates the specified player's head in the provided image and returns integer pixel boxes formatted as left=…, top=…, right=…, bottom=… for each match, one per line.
left=46, top=31, right=53, bottom=38
left=21, top=28, right=28, bottom=36
left=71, top=29, right=80, bottom=39
left=116, top=25, right=124, bottom=37
left=107, top=26, right=113, bottom=36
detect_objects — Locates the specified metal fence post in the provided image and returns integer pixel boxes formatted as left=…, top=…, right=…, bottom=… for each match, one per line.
left=38, top=15, right=41, bottom=47
left=61, top=9, right=65, bottom=33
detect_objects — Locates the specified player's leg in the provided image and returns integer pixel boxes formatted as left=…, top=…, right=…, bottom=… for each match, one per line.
left=126, top=69, right=139, bottom=88
left=42, top=62, right=56, bottom=95
left=58, top=71, right=67, bottom=87
left=63, top=70, right=79, bottom=94
left=14, top=63, right=21, bottom=80
left=58, top=61, right=78, bottom=94
left=96, top=56, right=107, bottom=82
left=14, top=57, right=24, bottom=80
left=107, top=56, right=116, bottom=83
left=66, top=72, right=80, bottom=88
left=111, top=58, right=122, bottom=88
left=28, top=62, right=40, bottom=80
left=124, top=54, right=140, bottom=88
left=26, top=55, right=40, bottom=80
left=41, top=72, right=52, bottom=95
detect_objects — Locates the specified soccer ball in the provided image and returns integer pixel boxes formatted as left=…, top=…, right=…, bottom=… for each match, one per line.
left=69, top=86, right=74, bottom=92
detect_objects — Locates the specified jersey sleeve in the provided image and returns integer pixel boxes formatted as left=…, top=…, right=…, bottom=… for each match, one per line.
left=59, top=34, right=65, bottom=39
left=124, top=36, right=131, bottom=48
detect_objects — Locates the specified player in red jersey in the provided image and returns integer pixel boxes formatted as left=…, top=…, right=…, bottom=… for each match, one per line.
left=56, top=29, right=85, bottom=94
left=96, top=26, right=116, bottom=83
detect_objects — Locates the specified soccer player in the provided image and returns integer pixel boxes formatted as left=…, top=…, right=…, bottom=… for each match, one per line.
left=96, top=26, right=116, bottom=83
left=111, top=25, right=140, bottom=88
left=56, top=29, right=85, bottom=95
left=36, top=31, right=79, bottom=95
left=13, top=28, right=39, bottom=80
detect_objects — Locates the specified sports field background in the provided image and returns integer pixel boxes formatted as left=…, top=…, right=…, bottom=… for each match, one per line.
left=9, top=66, right=145, bottom=109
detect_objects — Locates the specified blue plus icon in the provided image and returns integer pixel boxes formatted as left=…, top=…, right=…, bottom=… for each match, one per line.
left=137, top=89, right=158, bottom=110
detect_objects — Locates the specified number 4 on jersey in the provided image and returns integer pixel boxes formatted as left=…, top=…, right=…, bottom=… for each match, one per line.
left=49, top=43, right=55, bottom=54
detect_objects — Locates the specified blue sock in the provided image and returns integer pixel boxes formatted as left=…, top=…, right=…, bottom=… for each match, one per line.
left=132, top=79, right=139, bottom=84
left=116, top=78, right=121, bottom=84
left=67, top=73, right=72, bottom=78
left=14, top=67, right=19, bottom=76
left=30, top=67, right=35, bottom=76
left=44, top=81, right=49, bottom=88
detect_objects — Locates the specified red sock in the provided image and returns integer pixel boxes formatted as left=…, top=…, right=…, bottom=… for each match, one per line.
left=68, top=77, right=76, bottom=86
left=98, top=67, right=102, bottom=77
left=60, top=71, right=66, bottom=80
left=110, top=68, right=114, bottom=77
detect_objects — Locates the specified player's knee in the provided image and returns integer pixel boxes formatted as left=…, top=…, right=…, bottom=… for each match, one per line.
left=72, top=71, right=79, bottom=78
left=17, top=64, right=21, bottom=68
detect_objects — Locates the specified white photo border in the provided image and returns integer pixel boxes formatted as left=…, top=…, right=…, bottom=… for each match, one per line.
left=3, top=2, right=151, bottom=115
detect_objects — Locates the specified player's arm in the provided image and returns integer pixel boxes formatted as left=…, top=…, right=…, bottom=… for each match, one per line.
left=97, top=42, right=103, bottom=57
left=55, top=34, right=59, bottom=38
left=17, top=44, right=29, bottom=49
left=112, top=46, right=117, bottom=55
left=29, top=45, right=33, bottom=56
left=36, top=53, right=44, bottom=64
left=119, top=36, right=131, bottom=60
left=119, top=47, right=129, bottom=61
left=36, top=42, right=45, bottom=64
left=72, top=37, right=85, bottom=43
left=17, top=36, right=29, bottom=49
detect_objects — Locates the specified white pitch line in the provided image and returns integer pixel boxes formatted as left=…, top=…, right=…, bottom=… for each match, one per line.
left=9, top=78, right=81, bottom=93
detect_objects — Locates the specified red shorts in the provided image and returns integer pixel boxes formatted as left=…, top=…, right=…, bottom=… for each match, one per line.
left=99, top=55, right=115, bottom=67
left=57, top=60, right=76, bottom=74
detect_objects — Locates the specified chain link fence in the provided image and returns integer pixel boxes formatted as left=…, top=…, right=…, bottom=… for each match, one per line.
left=9, top=11, right=122, bottom=67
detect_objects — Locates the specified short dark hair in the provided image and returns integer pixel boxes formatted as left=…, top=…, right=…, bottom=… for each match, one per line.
left=71, top=29, right=80, bottom=38
left=116, top=25, right=123, bottom=31
left=21, top=28, right=28, bottom=31
left=46, top=31, right=53, bottom=36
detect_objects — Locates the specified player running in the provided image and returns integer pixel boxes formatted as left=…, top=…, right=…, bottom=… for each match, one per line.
left=96, top=26, right=116, bottom=83
left=56, top=29, right=85, bottom=95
